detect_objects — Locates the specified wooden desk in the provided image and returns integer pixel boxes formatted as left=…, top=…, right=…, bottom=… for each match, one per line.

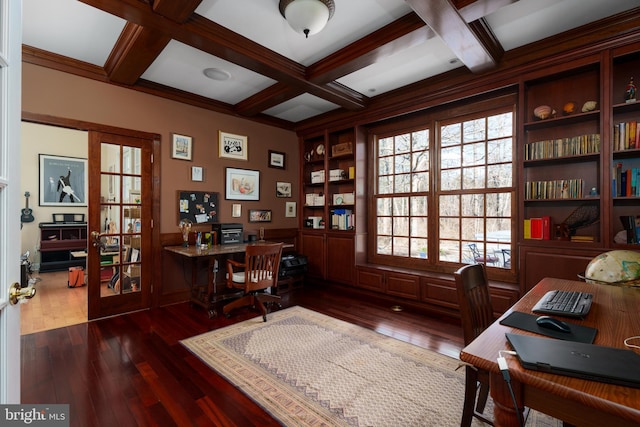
left=460, top=277, right=640, bottom=427
left=165, top=242, right=291, bottom=318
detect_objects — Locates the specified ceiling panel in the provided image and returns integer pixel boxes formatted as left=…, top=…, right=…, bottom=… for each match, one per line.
left=263, top=93, right=339, bottom=122
left=486, top=0, right=640, bottom=50
left=23, top=0, right=125, bottom=67
left=337, top=37, right=461, bottom=97
left=141, top=41, right=277, bottom=105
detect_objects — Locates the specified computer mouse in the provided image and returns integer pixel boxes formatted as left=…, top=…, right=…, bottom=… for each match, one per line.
left=535, top=315, right=571, bottom=333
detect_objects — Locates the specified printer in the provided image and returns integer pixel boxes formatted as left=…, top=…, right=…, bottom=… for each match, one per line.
left=212, top=223, right=243, bottom=245
left=279, top=253, right=308, bottom=278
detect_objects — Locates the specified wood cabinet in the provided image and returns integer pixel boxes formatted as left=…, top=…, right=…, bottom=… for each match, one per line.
left=356, top=265, right=519, bottom=317
left=326, top=234, right=354, bottom=285
left=39, top=222, right=88, bottom=272
left=299, top=126, right=363, bottom=285
left=300, top=233, right=325, bottom=279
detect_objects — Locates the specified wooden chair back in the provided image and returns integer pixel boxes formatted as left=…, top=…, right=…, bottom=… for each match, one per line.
left=241, top=243, right=283, bottom=293
left=454, top=263, right=494, bottom=345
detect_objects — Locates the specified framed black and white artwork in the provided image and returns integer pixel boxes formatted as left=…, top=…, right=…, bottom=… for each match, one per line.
left=39, top=154, right=88, bottom=206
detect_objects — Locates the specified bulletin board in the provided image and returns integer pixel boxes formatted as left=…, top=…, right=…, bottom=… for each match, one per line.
left=178, top=190, right=219, bottom=224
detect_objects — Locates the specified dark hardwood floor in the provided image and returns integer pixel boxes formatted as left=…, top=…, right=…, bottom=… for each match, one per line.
left=21, top=283, right=464, bottom=427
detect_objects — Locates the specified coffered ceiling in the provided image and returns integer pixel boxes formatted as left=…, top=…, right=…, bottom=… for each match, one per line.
left=22, top=0, right=640, bottom=129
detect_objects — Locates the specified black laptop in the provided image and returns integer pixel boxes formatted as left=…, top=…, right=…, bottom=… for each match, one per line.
left=506, top=333, right=640, bottom=389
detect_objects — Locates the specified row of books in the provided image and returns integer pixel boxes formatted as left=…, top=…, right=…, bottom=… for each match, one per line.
left=613, top=120, right=639, bottom=152
left=612, top=164, right=640, bottom=197
left=330, top=208, right=354, bottom=230
left=524, top=179, right=584, bottom=200
left=523, top=216, right=551, bottom=240
left=524, top=134, right=600, bottom=160
left=620, top=215, right=640, bottom=244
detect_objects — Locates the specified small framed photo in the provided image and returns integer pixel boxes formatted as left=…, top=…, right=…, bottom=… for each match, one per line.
left=276, top=181, right=292, bottom=198
left=268, top=150, right=286, bottom=169
left=285, top=202, right=297, bottom=218
left=191, top=166, right=203, bottom=182
left=248, top=209, right=272, bottom=223
left=172, top=133, right=193, bottom=161
left=225, top=167, right=260, bottom=201
left=219, top=131, right=248, bottom=161
left=232, top=204, right=242, bottom=218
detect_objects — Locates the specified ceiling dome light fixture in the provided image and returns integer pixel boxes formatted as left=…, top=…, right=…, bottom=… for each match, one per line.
left=203, top=67, right=231, bottom=81
left=279, top=0, right=335, bottom=39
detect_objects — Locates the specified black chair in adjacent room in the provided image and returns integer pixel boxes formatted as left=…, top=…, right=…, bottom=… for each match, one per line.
left=223, top=242, right=284, bottom=322
left=454, top=263, right=495, bottom=427
left=501, top=249, right=511, bottom=269
left=467, top=243, right=499, bottom=266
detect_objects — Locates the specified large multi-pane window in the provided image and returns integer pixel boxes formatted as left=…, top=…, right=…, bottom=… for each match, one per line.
left=372, top=100, right=515, bottom=272
left=376, top=130, right=430, bottom=259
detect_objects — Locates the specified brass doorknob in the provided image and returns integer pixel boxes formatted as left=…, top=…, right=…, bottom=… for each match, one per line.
left=91, top=230, right=106, bottom=253
left=9, top=282, right=36, bottom=305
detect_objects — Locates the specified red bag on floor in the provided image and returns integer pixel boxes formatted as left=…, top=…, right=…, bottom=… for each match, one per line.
left=68, top=266, right=86, bottom=288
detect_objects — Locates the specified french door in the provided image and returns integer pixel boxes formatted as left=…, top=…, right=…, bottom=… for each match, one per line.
left=1, top=0, right=21, bottom=404
left=87, top=131, right=153, bottom=319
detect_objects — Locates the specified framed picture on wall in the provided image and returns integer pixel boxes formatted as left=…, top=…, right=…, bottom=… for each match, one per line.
left=172, top=133, right=193, bottom=161
left=39, top=154, right=88, bottom=206
left=268, top=150, right=285, bottom=169
left=285, top=201, right=297, bottom=217
left=276, top=182, right=291, bottom=197
left=225, top=167, right=259, bottom=201
left=248, top=209, right=272, bottom=222
left=219, top=131, right=248, bottom=160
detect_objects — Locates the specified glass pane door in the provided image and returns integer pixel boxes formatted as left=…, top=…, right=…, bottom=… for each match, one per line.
left=99, top=144, right=143, bottom=296
left=88, top=131, right=151, bottom=320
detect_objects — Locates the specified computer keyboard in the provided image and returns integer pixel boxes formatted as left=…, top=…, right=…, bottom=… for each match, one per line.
left=532, top=290, right=593, bottom=318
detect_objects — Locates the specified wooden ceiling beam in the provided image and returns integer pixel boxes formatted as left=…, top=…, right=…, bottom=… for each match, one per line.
left=244, top=1, right=512, bottom=115
left=105, top=0, right=201, bottom=86
left=104, top=23, right=170, bottom=85
left=79, top=0, right=365, bottom=111
left=235, top=83, right=304, bottom=117
left=151, top=0, right=203, bottom=23
left=406, top=0, right=503, bottom=73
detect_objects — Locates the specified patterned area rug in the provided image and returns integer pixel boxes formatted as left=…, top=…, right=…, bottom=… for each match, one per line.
left=182, top=306, right=561, bottom=427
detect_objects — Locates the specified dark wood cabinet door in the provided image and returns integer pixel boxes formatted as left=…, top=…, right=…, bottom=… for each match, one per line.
left=326, top=234, right=354, bottom=285
left=300, top=233, right=325, bottom=279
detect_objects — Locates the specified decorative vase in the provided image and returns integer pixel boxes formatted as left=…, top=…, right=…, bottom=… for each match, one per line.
left=179, top=219, right=193, bottom=247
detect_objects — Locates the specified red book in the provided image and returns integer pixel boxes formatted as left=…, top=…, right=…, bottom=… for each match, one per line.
left=530, top=217, right=543, bottom=239
left=542, top=216, right=551, bottom=240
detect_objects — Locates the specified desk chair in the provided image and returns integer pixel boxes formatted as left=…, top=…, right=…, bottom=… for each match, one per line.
left=455, top=263, right=494, bottom=426
left=223, top=243, right=283, bottom=322
left=467, top=243, right=499, bottom=265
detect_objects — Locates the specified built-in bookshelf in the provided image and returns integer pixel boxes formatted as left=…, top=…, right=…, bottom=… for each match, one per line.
left=521, top=62, right=601, bottom=245
left=611, top=49, right=640, bottom=247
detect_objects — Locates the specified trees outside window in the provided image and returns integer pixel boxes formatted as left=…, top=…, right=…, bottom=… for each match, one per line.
left=371, top=97, right=515, bottom=273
